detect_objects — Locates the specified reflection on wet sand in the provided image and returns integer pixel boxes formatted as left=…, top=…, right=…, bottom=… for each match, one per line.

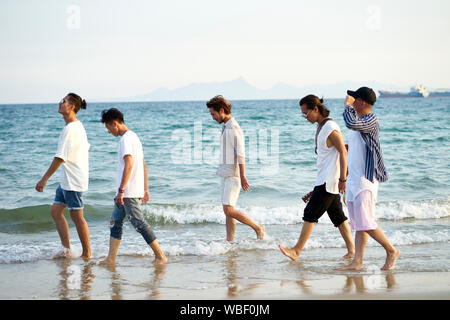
left=145, top=264, right=167, bottom=299
left=56, top=259, right=95, bottom=300
left=100, top=263, right=122, bottom=300
left=344, top=273, right=398, bottom=294
left=224, top=252, right=260, bottom=298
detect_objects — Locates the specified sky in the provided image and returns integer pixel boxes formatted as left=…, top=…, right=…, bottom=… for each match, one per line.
left=0, top=0, right=449, bottom=103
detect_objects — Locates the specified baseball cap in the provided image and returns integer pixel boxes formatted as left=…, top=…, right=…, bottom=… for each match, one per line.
left=347, top=87, right=377, bottom=105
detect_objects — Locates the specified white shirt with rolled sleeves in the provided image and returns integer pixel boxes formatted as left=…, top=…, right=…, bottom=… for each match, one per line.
left=116, top=130, right=144, bottom=198
left=216, top=117, right=245, bottom=178
left=315, top=120, right=342, bottom=194
left=55, top=120, right=90, bottom=192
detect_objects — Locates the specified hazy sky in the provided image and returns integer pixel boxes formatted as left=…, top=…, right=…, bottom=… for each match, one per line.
left=1, top=0, right=449, bottom=103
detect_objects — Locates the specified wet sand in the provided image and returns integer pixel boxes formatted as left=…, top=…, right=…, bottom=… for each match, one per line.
left=1, top=252, right=449, bottom=300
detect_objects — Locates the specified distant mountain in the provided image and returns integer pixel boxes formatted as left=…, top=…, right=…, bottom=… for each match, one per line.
left=100, top=77, right=409, bottom=102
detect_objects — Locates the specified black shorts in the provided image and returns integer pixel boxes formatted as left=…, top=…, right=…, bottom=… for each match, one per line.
left=303, top=184, right=347, bottom=227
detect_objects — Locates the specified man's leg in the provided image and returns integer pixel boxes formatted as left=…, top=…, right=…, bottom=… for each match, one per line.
left=366, top=227, right=400, bottom=270
left=70, top=209, right=91, bottom=259
left=278, top=221, right=314, bottom=261
left=149, top=239, right=168, bottom=265
left=337, top=230, right=368, bottom=270
left=225, top=215, right=236, bottom=242
left=100, top=205, right=125, bottom=265
left=337, top=221, right=355, bottom=259
left=50, top=203, right=71, bottom=252
left=327, top=195, right=355, bottom=259
left=223, top=205, right=265, bottom=241
left=126, top=198, right=167, bottom=264
left=101, top=236, right=121, bottom=265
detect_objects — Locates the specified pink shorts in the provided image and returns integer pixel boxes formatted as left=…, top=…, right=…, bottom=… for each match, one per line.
left=347, top=190, right=378, bottom=231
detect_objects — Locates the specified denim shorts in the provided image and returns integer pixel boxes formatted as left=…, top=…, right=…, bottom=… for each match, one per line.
left=53, top=184, right=84, bottom=210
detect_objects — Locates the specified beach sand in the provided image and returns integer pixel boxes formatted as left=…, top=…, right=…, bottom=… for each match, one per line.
left=1, top=250, right=448, bottom=300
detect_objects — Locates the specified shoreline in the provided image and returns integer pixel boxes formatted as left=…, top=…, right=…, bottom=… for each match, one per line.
left=1, top=256, right=448, bottom=300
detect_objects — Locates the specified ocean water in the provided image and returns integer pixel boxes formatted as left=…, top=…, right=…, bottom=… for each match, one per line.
left=0, top=98, right=449, bottom=280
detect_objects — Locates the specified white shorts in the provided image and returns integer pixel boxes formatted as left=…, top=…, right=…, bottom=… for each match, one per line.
left=220, top=177, right=241, bottom=207
left=347, top=190, right=378, bottom=231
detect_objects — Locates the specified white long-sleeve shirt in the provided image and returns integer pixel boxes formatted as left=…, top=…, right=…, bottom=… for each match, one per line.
left=216, top=117, right=245, bottom=178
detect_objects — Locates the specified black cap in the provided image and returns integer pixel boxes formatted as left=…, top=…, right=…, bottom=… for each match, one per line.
left=347, top=87, right=376, bottom=105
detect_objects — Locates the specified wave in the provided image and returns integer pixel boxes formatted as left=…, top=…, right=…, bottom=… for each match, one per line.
left=143, top=198, right=450, bottom=225
left=0, top=197, right=448, bottom=233
left=0, top=204, right=110, bottom=233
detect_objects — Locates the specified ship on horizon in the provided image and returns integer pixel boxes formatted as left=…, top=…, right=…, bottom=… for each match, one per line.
left=379, top=85, right=450, bottom=98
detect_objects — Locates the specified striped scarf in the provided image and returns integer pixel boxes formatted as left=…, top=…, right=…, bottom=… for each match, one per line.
left=343, top=106, right=388, bottom=183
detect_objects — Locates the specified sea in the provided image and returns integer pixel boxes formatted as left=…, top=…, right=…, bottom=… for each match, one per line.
left=0, top=97, right=449, bottom=298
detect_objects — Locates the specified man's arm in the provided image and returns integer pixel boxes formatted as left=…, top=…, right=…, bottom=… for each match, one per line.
left=343, top=107, right=378, bottom=133
left=238, top=163, right=250, bottom=191
left=115, top=155, right=133, bottom=207
left=142, top=158, right=150, bottom=204
left=35, top=157, right=64, bottom=192
left=327, top=130, right=347, bottom=194
left=343, top=94, right=378, bottom=133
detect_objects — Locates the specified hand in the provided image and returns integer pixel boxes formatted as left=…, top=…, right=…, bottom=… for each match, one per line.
left=302, top=191, right=313, bottom=203
left=114, top=193, right=124, bottom=208
left=142, top=190, right=150, bottom=204
left=241, top=176, right=250, bottom=191
left=344, top=95, right=355, bottom=106
left=338, top=180, right=346, bottom=194
left=35, top=178, right=47, bottom=192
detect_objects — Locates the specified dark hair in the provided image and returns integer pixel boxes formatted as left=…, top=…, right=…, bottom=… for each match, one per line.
left=299, top=94, right=330, bottom=118
left=67, top=93, right=87, bottom=113
left=101, top=108, right=124, bottom=124
left=206, top=95, right=232, bottom=115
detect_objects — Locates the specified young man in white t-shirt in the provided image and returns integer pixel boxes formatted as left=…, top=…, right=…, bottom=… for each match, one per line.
left=35, top=93, right=91, bottom=259
left=207, top=95, right=265, bottom=242
left=279, top=95, right=355, bottom=262
left=100, top=108, right=167, bottom=265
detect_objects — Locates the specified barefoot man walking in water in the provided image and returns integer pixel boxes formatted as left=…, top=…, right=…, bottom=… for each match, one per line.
left=207, top=95, right=265, bottom=242
left=35, top=93, right=91, bottom=259
left=100, top=108, right=167, bottom=265
left=338, top=87, right=400, bottom=270
left=279, top=95, right=355, bottom=262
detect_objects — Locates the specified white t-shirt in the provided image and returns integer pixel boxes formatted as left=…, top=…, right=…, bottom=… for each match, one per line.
left=55, top=120, right=90, bottom=192
left=116, top=130, right=144, bottom=198
left=216, top=117, right=245, bottom=178
left=346, top=130, right=379, bottom=202
left=315, top=120, right=341, bottom=194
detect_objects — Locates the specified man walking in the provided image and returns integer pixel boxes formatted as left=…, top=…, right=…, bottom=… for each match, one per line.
left=207, top=95, right=265, bottom=242
left=338, top=87, right=400, bottom=270
left=279, top=94, right=355, bottom=262
left=35, top=93, right=91, bottom=259
left=100, top=108, right=167, bottom=265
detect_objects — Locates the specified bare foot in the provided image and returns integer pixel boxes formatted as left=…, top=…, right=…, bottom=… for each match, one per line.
left=153, top=255, right=168, bottom=265
left=278, top=244, right=299, bottom=261
left=381, top=249, right=400, bottom=270
left=343, top=251, right=355, bottom=259
left=52, top=248, right=72, bottom=259
left=98, top=258, right=116, bottom=265
left=256, top=225, right=265, bottom=240
left=81, top=253, right=92, bottom=261
left=336, top=261, right=364, bottom=271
